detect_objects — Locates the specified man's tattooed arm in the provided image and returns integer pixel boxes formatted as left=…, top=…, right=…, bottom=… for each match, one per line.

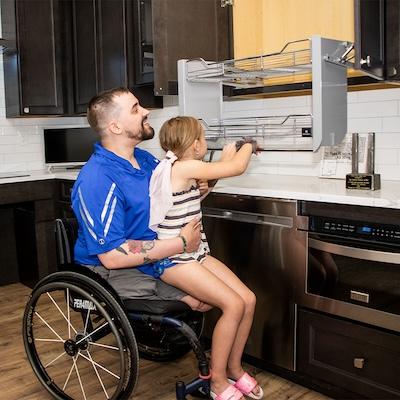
left=116, top=240, right=156, bottom=264
left=116, top=247, right=128, bottom=255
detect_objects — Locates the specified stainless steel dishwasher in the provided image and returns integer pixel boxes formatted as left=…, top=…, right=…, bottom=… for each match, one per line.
left=202, top=193, right=306, bottom=371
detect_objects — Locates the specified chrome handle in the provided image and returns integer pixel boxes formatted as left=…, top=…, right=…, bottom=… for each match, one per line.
left=202, top=207, right=293, bottom=228
left=309, top=238, right=400, bottom=264
left=360, top=56, right=371, bottom=67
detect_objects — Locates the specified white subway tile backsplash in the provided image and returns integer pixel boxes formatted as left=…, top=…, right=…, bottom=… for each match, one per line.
left=375, top=164, right=400, bottom=180
left=375, top=133, right=400, bottom=148
left=4, top=151, right=42, bottom=163
left=347, top=117, right=382, bottom=133
left=357, top=87, right=400, bottom=102
left=375, top=149, right=398, bottom=165
left=0, top=144, right=16, bottom=154
left=382, top=116, right=400, bottom=132
left=348, top=101, right=399, bottom=118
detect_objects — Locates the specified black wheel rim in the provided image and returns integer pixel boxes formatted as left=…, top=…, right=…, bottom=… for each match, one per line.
left=23, top=282, right=131, bottom=400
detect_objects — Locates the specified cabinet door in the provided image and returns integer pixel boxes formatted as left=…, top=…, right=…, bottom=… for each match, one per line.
left=96, top=0, right=128, bottom=91
left=16, top=0, right=66, bottom=115
left=354, top=0, right=385, bottom=80
left=152, top=0, right=233, bottom=95
left=71, top=0, right=98, bottom=114
left=129, top=0, right=154, bottom=85
left=298, top=309, right=400, bottom=399
left=355, top=0, right=400, bottom=81
left=72, top=0, right=128, bottom=113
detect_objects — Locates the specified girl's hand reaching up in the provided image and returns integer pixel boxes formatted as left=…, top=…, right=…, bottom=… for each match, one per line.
left=219, top=142, right=237, bottom=161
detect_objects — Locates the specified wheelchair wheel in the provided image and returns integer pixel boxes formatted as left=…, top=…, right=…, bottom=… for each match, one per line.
left=134, top=311, right=205, bottom=362
left=23, top=272, right=139, bottom=400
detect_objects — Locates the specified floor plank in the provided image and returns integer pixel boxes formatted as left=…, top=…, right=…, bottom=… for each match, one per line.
left=0, top=283, right=331, bottom=399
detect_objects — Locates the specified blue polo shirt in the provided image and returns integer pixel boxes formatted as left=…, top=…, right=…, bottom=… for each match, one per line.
left=71, top=142, right=160, bottom=268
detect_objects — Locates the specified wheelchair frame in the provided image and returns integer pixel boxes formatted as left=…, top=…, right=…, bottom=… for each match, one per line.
left=22, top=218, right=211, bottom=400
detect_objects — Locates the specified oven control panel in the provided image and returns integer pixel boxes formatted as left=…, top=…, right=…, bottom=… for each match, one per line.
left=310, top=217, right=400, bottom=242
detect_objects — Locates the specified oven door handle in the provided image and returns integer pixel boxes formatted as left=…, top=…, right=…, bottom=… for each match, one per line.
left=202, top=207, right=293, bottom=228
left=309, top=238, right=400, bottom=264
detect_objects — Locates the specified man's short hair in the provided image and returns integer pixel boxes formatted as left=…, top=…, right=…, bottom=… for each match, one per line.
left=87, top=87, right=131, bottom=134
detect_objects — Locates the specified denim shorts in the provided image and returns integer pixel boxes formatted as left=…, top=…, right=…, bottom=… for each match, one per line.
left=138, top=257, right=176, bottom=278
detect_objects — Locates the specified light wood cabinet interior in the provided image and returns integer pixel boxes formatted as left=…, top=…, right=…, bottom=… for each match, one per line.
left=232, top=0, right=366, bottom=87
left=233, top=0, right=354, bottom=57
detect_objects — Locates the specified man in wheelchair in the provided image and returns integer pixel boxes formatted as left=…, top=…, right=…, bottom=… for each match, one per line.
left=23, top=87, right=263, bottom=400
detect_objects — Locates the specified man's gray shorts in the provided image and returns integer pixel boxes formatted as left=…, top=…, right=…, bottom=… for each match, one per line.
left=84, top=265, right=186, bottom=301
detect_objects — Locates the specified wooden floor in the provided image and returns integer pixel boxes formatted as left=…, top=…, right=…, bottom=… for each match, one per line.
left=0, top=283, right=331, bottom=400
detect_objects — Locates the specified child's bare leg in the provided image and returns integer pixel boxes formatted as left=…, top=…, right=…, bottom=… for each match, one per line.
left=202, top=255, right=261, bottom=396
left=180, top=294, right=213, bottom=312
left=161, top=262, right=245, bottom=397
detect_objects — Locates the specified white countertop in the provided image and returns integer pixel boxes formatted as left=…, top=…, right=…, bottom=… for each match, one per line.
left=213, top=175, right=400, bottom=209
left=1, top=169, right=400, bottom=209
left=0, top=169, right=79, bottom=184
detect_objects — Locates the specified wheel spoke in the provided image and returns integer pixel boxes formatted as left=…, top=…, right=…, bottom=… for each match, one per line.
left=73, top=352, right=87, bottom=400
left=67, top=288, right=72, bottom=339
left=47, top=291, right=77, bottom=337
left=83, top=307, right=91, bottom=336
left=78, top=352, right=120, bottom=379
left=89, top=342, right=119, bottom=351
left=34, top=311, right=64, bottom=341
left=76, top=321, right=109, bottom=345
left=85, top=350, right=110, bottom=399
left=35, top=338, right=64, bottom=343
left=63, top=356, right=76, bottom=390
left=44, top=350, right=67, bottom=368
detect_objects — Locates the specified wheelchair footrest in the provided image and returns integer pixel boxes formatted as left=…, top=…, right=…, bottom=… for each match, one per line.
left=176, top=377, right=211, bottom=400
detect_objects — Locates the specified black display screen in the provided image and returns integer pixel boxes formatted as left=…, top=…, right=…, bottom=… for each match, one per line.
left=44, top=128, right=98, bottom=164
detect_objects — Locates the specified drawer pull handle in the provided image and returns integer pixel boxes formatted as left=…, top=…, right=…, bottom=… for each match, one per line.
left=353, top=358, right=365, bottom=369
left=350, top=290, right=370, bottom=304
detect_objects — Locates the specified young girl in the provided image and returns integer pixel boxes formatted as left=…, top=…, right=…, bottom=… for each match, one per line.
left=148, top=116, right=263, bottom=400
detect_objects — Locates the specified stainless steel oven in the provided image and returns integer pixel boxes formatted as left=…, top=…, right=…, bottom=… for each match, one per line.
left=297, top=201, right=400, bottom=333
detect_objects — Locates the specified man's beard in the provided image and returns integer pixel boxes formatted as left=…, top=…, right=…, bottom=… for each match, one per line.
left=126, top=120, right=154, bottom=141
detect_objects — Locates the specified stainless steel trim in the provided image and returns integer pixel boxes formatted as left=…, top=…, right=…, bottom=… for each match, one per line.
left=309, top=237, right=400, bottom=264
left=202, top=207, right=293, bottom=228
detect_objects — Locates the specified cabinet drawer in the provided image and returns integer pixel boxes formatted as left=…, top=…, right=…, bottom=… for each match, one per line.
left=58, top=180, right=74, bottom=202
left=298, top=309, right=400, bottom=399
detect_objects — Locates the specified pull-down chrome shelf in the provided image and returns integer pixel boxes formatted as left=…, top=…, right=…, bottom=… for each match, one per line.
left=178, top=36, right=354, bottom=151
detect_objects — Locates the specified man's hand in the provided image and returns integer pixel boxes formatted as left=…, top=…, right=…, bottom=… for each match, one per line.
left=180, top=218, right=201, bottom=252
left=197, top=179, right=209, bottom=196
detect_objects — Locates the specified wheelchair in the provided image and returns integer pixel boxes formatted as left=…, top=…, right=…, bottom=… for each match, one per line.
left=22, top=218, right=211, bottom=400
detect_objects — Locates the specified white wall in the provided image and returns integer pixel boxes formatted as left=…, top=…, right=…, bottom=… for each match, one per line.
left=0, top=53, right=400, bottom=179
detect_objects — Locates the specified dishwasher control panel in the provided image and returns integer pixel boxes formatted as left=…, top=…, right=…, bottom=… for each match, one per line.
left=309, top=216, right=400, bottom=243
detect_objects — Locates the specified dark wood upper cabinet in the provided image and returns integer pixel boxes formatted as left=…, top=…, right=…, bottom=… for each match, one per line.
left=71, top=0, right=160, bottom=113
left=71, top=0, right=98, bottom=114
left=2, top=0, right=67, bottom=116
left=152, top=0, right=233, bottom=95
left=2, top=0, right=160, bottom=116
left=355, top=0, right=400, bottom=81
left=71, top=0, right=130, bottom=113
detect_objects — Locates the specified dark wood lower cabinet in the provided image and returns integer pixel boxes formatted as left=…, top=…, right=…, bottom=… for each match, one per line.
left=298, top=308, right=400, bottom=399
left=0, top=181, right=58, bottom=287
left=55, top=180, right=75, bottom=219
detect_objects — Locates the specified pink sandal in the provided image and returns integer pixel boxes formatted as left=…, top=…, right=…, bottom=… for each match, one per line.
left=228, top=372, right=264, bottom=399
left=210, top=384, right=244, bottom=400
